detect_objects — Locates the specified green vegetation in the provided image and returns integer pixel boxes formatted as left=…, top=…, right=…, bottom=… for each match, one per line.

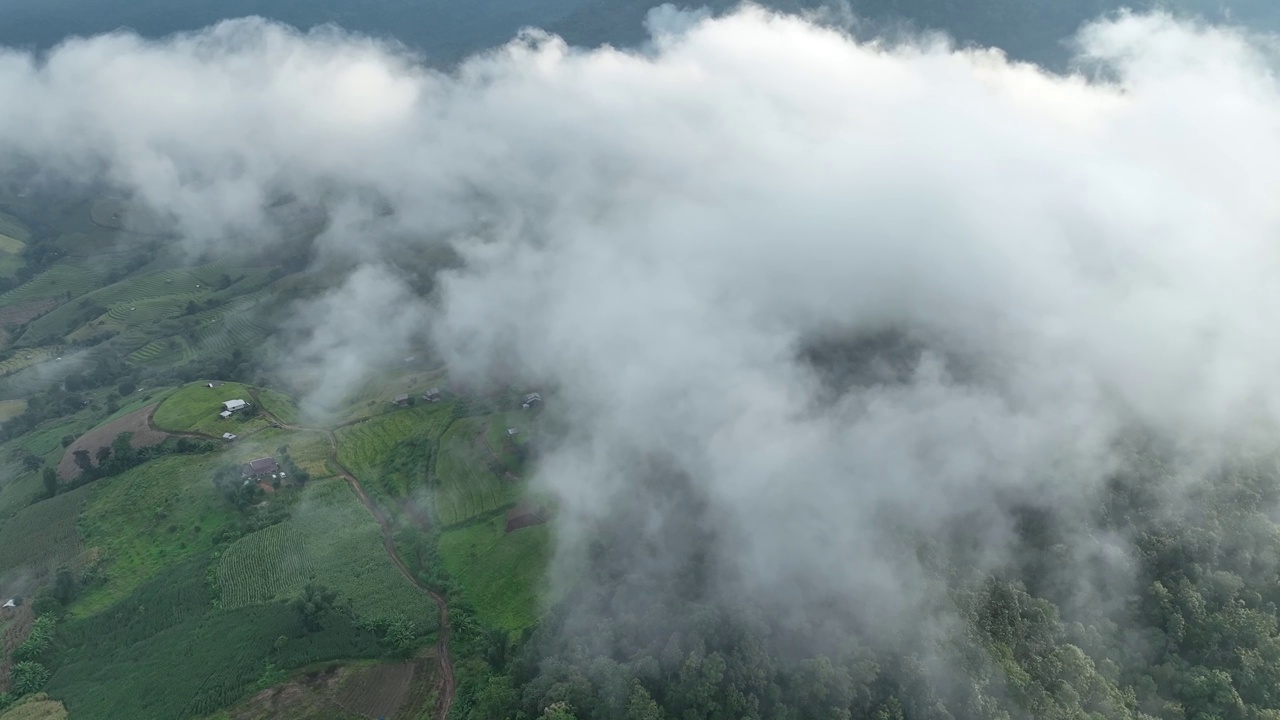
left=439, top=516, right=549, bottom=634
left=74, top=455, right=234, bottom=615
left=215, top=522, right=312, bottom=609
left=151, top=381, right=270, bottom=436
left=44, top=555, right=384, bottom=720
left=432, top=417, right=517, bottom=526
left=287, top=479, right=439, bottom=628
left=0, top=487, right=88, bottom=575
left=334, top=402, right=455, bottom=477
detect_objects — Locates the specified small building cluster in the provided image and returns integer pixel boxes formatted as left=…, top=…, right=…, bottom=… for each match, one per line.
left=242, top=457, right=283, bottom=480
left=220, top=399, right=248, bottom=419
left=522, top=392, right=542, bottom=409
left=423, top=387, right=442, bottom=402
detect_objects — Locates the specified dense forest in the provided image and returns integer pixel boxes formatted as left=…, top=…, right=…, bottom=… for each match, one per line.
left=447, top=445, right=1280, bottom=720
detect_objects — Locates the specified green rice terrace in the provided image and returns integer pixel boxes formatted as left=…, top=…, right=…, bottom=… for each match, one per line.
left=0, top=189, right=555, bottom=720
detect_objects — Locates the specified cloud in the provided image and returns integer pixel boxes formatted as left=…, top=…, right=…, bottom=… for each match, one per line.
left=4, top=2, right=1280, bottom=648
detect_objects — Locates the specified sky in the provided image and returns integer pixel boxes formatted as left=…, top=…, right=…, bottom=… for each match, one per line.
left=3, top=2, right=1280, bottom=652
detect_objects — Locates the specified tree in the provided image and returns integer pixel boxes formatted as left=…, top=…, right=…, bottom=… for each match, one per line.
left=117, top=379, right=135, bottom=396
left=20, top=454, right=41, bottom=472
left=292, top=582, right=337, bottom=632
left=95, top=446, right=111, bottom=466
left=60, top=434, right=74, bottom=448
left=53, top=565, right=77, bottom=606
left=42, top=467, right=58, bottom=499
left=541, top=702, right=579, bottom=720
left=72, top=450, right=92, bottom=475
left=467, top=675, right=520, bottom=720
left=110, top=432, right=136, bottom=467
left=624, top=683, right=665, bottom=720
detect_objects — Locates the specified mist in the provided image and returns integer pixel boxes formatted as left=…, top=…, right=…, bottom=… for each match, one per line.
left=3, top=1, right=1280, bottom=683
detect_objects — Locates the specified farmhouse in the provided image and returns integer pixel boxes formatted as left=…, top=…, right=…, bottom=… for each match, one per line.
left=423, top=387, right=442, bottom=402
left=222, top=399, right=247, bottom=412
left=393, top=393, right=410, bottom=406
left=522, top=392, right=543, bottom=409
left=505, top=503, right=549, bottom=533
left=222, top=433, right=237, bottom=441
left=507, top=428, right=519, bottom=437
left=242, top=457, right=281, bottom=479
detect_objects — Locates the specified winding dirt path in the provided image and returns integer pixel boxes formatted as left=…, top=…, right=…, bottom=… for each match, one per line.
left=255, top=397, right=456, bottom=719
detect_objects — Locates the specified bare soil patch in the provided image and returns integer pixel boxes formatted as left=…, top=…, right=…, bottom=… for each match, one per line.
left=334, top=662, right=415, bottom=718
left=57, top=404, right=168, bottom=480
left=231, top=665, right=348, bottom=720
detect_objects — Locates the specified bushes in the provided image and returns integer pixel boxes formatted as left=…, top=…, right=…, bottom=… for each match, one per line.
left=12, top=616, right=54, bottom=663
left=9, top=662, right=49, bottom=698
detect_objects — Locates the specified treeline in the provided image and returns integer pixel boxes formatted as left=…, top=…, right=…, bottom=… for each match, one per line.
left=444, top=452, right=1280, bottom=720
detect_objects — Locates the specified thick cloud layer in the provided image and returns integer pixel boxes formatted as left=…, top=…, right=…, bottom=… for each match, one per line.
left=4, top=5, right=1280, bottom=640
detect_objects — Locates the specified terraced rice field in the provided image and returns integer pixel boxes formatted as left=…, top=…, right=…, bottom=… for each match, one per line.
left=0, top=486, right=90, bottom=575
left=0, top=348, right=59, bottom=378
left=0, top=213, right=30, bottom=245
left=335, top=404, right=456, bottom=476
left=126, top=337, right=193, bottom=366
left=215, top=522, right=313, bottom=609
left=0, top=263, right=105, bottom=307
left=432, top=417, right=518, bottom=526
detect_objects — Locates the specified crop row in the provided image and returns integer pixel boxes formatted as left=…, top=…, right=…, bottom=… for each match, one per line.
left=216, top=523, right=313, bottom=609
left=0, top=486, right=89, bottom=575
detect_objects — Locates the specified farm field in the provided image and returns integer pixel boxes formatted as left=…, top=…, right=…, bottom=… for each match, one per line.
left=152, top=382, right=271, bottom=436
left=289, top=479, right=439, bottom=629
left=0, top=213, right=30, bottom=245
left=0, top=486, right=90, bottom=578
left=335, top=403, right=456, bottom=477
left=215, top=522, right=312, bottom=610
left=215, top=653, right=440, bottom=720
left=256, top=388, right=300, bottom=424
left=56, top=404, right=168, bottom=480
left=284, top=432, right=334, bottom=479
left=432, top=417, right=518, bottom=526
left=332, top=662, right=416, bottom=718
left=46, top=555, right=384, bottom=720
left=439, top=515, right=550, bottom=634
left=0, top=262, right=105, bottom=309
left=0, top=348, right=60, bottom=379
left=74, top=455, right=235, bottom=616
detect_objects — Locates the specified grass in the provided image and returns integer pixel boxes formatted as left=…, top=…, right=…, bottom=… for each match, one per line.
left=485, top=410, right=535, bottom=474
left=281, top=432, right=334, bottom=480
left=216, top=522, right=312, bottom=610
left=289, top=479, right=439, bottom=628
left=152, top=382, right=271, bottom=437
left=432, top=417, right=517, bottom=527
left=46, top=554, right=385, bottom=720
left=73, top=455, right=237, bottom=616
left=256, top=389, right=299, bottom=425
left=439, top=515, right=550, bottom=634
left=0, top=486, right=90, bottom=576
